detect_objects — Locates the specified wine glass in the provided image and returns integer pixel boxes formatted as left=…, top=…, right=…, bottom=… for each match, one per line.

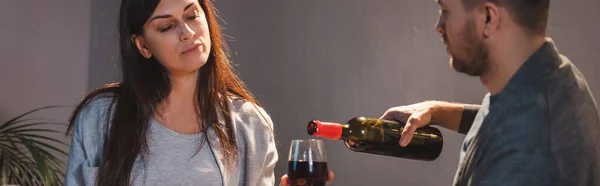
left=287, top=139, right=329, bottom=186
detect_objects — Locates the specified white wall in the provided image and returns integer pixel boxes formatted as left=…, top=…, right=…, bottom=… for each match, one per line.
left=87, top=0, right=120, bottom=90
left=0, top=0, right=91, bottom=163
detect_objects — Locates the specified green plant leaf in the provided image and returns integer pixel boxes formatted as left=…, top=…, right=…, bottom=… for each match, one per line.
left=12, top=134, right=63, bottom=185
left=12, top=133, right=69, bottom=155
left=17, top=135, right=52, bottom=185
left=0, top=106, right=68, bottom=131
left=29, top=146, right=67, bottom=174
left=0, top=139, right=45, bottom=184
left=7, top=128, right=65, bottom=135
left=1, top=122, right=67, bottom=133
left=6, top=156, right=37, bottom=185
left=0, top=143, right=30, bottom=161
left=1, top=106, right=70, bottom=185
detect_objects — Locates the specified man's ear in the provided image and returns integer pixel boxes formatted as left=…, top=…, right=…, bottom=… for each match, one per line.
left=482, top=2, right=500, bottom=38
left=132, top=35, right=153, bottom=59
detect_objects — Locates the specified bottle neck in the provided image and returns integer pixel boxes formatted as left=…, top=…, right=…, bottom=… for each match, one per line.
left=308, top=120, right=346, bottom=140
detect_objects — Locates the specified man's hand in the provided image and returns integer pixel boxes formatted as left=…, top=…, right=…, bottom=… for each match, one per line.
left=380, top=101, right=465, bottom=147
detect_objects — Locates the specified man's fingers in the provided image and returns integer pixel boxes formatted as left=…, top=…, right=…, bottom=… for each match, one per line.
left=380, top=107, right=410, bottom=121
left=400, top=119, right=416, bottom=147
left=380, top=110, right=396, bottom=120
left=399, top=111, right=427, bottom=147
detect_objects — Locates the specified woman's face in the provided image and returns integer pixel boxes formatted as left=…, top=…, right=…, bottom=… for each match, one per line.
left=133, top=0, right=211, bottom=77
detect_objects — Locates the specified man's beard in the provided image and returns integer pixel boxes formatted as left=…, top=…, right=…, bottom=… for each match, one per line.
left=449, top=19, right=490, bottom=77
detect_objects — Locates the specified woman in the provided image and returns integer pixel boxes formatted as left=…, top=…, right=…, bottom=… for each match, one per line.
left=65, top=0, right=278, bottom=185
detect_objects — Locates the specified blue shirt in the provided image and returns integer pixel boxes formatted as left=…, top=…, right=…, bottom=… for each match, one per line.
left=454, top=38, right=600, bottom=186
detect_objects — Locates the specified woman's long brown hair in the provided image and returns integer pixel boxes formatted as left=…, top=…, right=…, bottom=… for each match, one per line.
left=66, top=0, right=257, bottom=185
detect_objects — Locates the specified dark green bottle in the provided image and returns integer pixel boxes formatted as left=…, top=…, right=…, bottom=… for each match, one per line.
left=307, top=117, right=443, bottom=161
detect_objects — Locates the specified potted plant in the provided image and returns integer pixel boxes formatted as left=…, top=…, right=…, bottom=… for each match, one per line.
left=0, top=106, right=69, bottom=186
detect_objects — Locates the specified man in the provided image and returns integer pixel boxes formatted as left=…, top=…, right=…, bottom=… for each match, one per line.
left=381, top=0, right=600, bottom=185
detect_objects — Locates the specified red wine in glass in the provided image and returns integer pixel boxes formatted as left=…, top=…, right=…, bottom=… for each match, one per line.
left=288, top=139, right=329, bottom=186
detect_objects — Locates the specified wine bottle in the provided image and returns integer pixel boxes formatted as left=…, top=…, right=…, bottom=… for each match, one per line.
left=307, top=117, right=443, bottom=161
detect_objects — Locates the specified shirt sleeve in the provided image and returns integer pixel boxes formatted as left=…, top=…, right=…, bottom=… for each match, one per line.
left=458, top=104, right=480, bottom=135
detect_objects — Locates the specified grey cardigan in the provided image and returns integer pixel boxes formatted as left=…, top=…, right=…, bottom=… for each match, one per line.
left=64, top=94, right=278, bottom=186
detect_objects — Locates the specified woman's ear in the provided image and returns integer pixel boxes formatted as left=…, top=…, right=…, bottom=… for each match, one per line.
left=132, top=35, right=153, bottom=59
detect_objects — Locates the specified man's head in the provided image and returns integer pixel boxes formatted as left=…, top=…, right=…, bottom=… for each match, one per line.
left=435, top=0, right=550, bottom=76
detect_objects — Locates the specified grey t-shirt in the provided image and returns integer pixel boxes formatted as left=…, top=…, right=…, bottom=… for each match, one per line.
left=65, top=96, right=278, bottom=186
left=130, top=119, right=223, bottom=186
left=453, top=39, right=600, bottom=186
